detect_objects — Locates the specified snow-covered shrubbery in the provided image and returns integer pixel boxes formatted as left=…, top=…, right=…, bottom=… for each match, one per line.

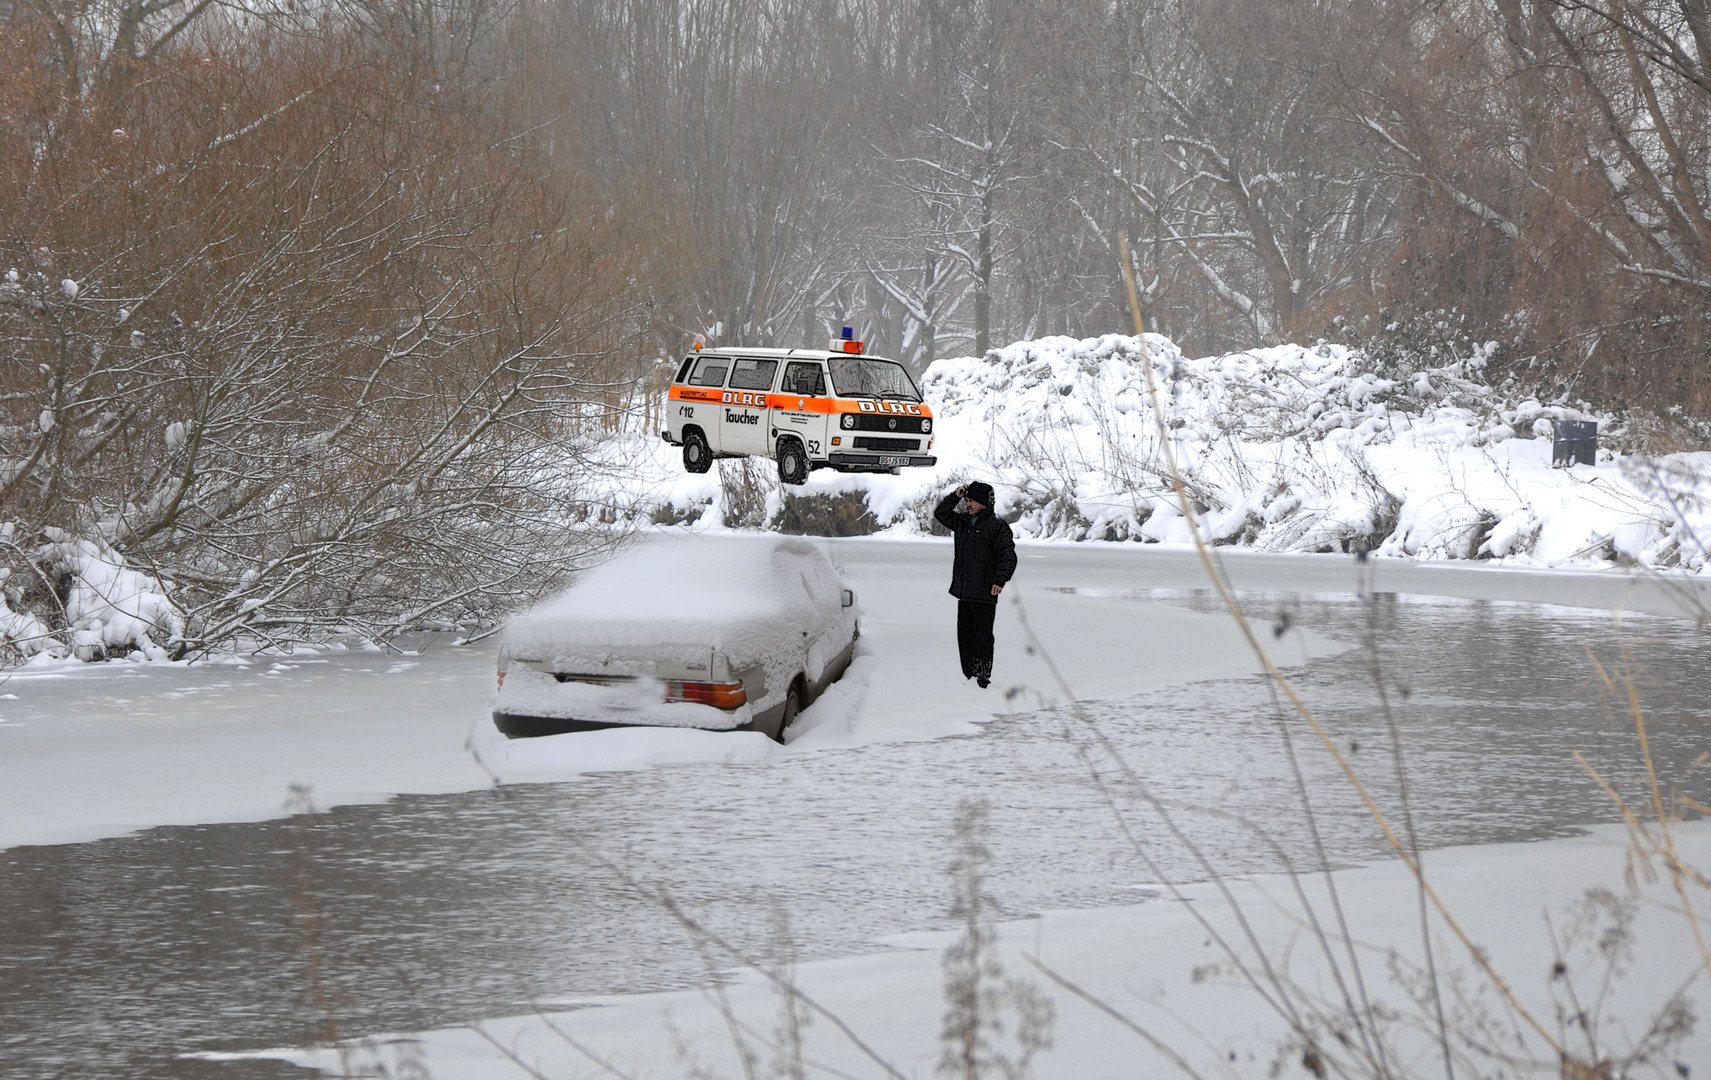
left=630, top=333, right=1711, bottom=572
left=0, top=426, right=630, bottom=666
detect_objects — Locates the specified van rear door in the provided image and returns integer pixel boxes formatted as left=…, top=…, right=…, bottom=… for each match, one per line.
left=679, top=353, right=733, bottom=451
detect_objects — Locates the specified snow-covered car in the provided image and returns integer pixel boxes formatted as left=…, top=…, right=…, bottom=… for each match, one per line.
left=492, top=536, right=859, bottom=741
left=660, top=331, right=937, bottom=485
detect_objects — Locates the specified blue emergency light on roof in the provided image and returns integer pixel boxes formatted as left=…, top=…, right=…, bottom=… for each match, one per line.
left=828, top=326, right=864, bottom=353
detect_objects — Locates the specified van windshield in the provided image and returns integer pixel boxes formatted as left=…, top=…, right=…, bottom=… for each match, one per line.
left=827, top=357, right=921, bottom=401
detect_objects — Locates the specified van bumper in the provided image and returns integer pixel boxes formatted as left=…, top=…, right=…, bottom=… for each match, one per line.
left=828, top=452, right=937, bottom=470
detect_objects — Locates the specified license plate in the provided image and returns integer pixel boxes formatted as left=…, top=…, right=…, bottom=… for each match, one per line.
left=877, top=455, right=910, bottom=466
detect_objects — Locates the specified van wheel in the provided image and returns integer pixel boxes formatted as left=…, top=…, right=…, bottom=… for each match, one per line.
left=773, top=682, right=802, bottom=743
left=777, top=438, right=809, bottom=486
left=683, top=429, right=711, bottom=474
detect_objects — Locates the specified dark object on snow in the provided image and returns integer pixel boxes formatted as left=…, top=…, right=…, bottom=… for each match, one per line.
left=957, top=602, right=998, bottom=684
left=1551, top=419, right=1598, bottom=468
left=935, top=488, right=1017, bottom=682
left=934, top=491, right=1017, bottom=605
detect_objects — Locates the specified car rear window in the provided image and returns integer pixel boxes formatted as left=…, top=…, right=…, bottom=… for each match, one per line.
left=727, top=358, right=779, bottom=391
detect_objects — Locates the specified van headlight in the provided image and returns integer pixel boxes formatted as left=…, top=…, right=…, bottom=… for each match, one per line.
left=841, top=414, right=855, bottom=429
left=921, top=418, right=931, bottom=433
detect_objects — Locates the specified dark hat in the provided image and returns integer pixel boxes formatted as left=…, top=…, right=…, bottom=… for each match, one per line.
left=964, top=481, right=995, bottom=507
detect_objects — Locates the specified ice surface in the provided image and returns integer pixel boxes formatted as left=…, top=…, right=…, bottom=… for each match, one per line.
left=250, top=821, right=1711, bottom=1078
left=13, top=539, right=1711, bottom=1076
left=4, top=540, right=1704, bottom=854
left=0, top=541, right=1369, bottom=851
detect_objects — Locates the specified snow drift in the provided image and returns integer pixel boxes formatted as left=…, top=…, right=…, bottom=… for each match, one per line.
left=638, top=333, right=1711, bottom=573
left=0, top=523, right=181, bottom=664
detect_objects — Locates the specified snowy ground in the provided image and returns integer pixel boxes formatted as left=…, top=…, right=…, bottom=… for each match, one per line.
left=233, top=821, right=1710, bottom=1078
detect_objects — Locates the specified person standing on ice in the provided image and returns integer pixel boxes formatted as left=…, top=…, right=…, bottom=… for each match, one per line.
left=933, top=481, right=1016, bottom=689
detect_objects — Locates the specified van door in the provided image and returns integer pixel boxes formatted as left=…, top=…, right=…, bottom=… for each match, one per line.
left=721, top=357, right=778, bottom=455
left=677, top=354, right=732, bottom=451
left=776, top=360, right=831, bottom=462
left=678, top=353, right=732, bottom=451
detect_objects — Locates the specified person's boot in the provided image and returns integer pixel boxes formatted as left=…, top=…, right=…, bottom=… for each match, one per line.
left=976, top=658, right=992, bottom=689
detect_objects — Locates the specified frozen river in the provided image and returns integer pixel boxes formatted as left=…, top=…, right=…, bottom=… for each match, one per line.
left=1, top=542, right=1708, bottom=1078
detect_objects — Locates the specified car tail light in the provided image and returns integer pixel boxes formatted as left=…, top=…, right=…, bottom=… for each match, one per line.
left=496, top=670, right=506, bottom=689
left=666, top=680, right=747, bottom=708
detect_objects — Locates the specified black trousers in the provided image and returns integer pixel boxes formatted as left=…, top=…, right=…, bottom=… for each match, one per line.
left=956, top=600, right=997, bottom=677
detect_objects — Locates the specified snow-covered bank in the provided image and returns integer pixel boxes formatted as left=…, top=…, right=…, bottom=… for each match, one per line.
left=7, top=331, right=1707, bottom=666
left=242, top=820, right=1711, bottom=1078
left=637, top=334, right=1711, bottom=575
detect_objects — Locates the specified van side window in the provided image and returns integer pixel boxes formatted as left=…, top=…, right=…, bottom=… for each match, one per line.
left=782, top=362, right=827, bottom=396
left=688, top=356, right=729, bottom=387
left=675, top=356, right=696, bottom=383
left=727, top=358, right=779, bottom=392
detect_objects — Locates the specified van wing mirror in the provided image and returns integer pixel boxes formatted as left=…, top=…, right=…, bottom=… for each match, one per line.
left=841, top=588, right=855, bottom=608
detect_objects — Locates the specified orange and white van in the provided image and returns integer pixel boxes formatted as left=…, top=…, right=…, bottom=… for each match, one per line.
left=660, top=333, right=937, bottom=485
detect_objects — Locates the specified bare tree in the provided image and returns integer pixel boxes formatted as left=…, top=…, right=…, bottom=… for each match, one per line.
left=0, top=10, right=643, bottom=657
left=1341, top=0, right=1711, bottom=409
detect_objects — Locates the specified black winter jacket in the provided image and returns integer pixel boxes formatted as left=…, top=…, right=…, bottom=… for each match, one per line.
left=934, top=492, right=1017, bottom=604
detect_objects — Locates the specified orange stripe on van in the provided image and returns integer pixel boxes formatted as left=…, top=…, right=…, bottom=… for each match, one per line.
left=669, top=384, right=933, bottom=418
left=669, top=386, right=723, bottom=403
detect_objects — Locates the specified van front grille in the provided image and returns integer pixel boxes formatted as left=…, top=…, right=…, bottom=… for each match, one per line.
left=849, top=414, right=930, bottom=433
left=852, top=436, right=920, bottom=452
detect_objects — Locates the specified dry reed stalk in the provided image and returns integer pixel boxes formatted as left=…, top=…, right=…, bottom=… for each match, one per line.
left=1117, top=231, right=1567, bottom=1058
left=1574, top=647, right=1711, bottom=981
left=578, top=847, right=911, bottom=1080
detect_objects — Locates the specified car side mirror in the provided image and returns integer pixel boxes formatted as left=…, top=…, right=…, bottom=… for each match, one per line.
left=841, top=589, right=854, bottom=608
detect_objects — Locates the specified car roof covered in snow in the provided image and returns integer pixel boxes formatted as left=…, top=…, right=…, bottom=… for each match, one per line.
left=501, top=535, right=846, bottom=665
